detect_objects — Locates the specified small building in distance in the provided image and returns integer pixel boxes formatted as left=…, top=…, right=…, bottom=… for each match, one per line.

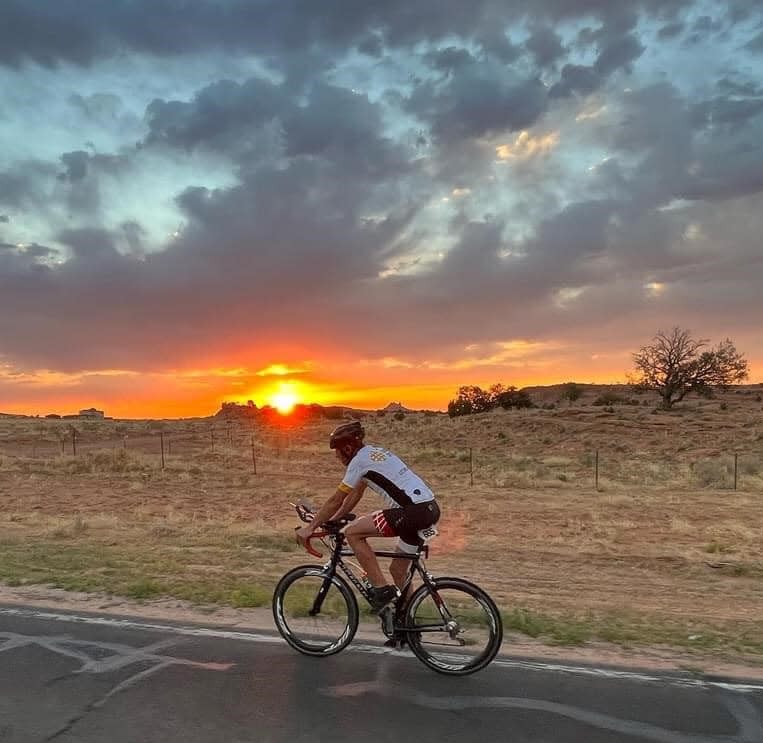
left=78, top=407, right=105, bottom=419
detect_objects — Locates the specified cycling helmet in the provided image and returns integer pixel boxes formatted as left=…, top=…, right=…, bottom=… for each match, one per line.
left=329, top=420, right=364, bottom=450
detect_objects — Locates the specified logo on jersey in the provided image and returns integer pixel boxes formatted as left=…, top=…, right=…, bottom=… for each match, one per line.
left=370, top=450, right=388, bottom=462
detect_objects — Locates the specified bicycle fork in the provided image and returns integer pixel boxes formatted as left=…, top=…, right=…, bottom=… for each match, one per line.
left=310, top=536, right=345, bottom=616
left=416, top=568, right=463, bottom=643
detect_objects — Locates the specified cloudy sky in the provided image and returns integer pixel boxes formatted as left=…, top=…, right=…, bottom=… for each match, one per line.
left=1, top=1, right=762, bottom=417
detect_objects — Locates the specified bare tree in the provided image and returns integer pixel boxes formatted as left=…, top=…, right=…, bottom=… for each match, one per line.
left=632, top=327, right=748, bottom=409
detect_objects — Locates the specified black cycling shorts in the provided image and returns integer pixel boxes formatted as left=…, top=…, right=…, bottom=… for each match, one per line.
left=373, top=500, right=440, bottom=547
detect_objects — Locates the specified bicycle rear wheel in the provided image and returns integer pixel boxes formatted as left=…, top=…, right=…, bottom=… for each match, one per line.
left=404, top=577, right=502, bottom=675
left=272, top=565, right=358, bottom=656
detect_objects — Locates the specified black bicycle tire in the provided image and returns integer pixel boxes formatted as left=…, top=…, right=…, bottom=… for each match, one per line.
left=272, top=565, right=359, bottom=656
left=404, top=577, right=503, bottom=676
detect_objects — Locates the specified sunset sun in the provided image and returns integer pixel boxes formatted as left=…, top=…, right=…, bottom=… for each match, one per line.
left=269, top=384, right=299, bottom=414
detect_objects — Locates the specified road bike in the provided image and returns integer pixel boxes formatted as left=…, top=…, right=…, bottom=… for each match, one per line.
left=272, top=502, right=503, bottom=676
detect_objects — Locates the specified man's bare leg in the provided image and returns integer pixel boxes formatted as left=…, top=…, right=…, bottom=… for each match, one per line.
left=343, top=514, right=387, bottom=587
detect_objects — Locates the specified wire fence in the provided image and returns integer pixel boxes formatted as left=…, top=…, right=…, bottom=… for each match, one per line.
left=1, top=421, right=761, bottom=492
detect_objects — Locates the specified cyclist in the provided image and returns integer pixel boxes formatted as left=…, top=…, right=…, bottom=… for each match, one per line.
left=295, top=420, right=440, bottom=617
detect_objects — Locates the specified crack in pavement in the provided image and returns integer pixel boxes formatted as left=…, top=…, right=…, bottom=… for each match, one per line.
left=0, top=631, right=234, bottom=741
left=322, top=675, right=763, bottom=743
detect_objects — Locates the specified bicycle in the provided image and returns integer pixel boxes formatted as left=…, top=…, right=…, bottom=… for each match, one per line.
left=272, top=502, right=503, bottom=676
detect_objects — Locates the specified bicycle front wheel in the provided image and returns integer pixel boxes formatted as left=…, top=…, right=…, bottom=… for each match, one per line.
left=404, top=577, right=503, bottom=675
left=272, top=565, right=358, bottom=656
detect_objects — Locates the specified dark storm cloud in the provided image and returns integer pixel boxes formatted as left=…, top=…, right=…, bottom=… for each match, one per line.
left=549, top=32, right=645, bottom=98
left=58, top=151, right=90, bottom=182
left=423, top=47, right=476, bottom=74
left=524, top=27, right=567, bottom=68
left=0, top=162, right=58, bottom=209
left=657, top=21, right=685, bottom=39
left=744, top=31, right=763, bottom=53
left=2, top=0, right=763, bottom=377
left=0, top=144, right=422, bottom=370
left=593, top=34, right=645, bottom=75
left=145, top=77, right=292, bottom=153
left=717, top=77, right=763, bottom=97
left=0, top=0, right=695, bottom=70
left=404, top=61, right=548, bottom=143
left=549, top=64, right=603, bottom=98
left=144, top=76, right=410, bottom=183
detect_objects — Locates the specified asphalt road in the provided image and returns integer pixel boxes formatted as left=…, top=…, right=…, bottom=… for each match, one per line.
left=1, top=604, right=761, bottom=743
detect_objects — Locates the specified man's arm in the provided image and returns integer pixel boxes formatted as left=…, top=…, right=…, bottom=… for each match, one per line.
left=307, top=489, right=346, bottom=531
left=332, top=481, right=367, bottom=519
left=295, top=488, right=348, bottom=546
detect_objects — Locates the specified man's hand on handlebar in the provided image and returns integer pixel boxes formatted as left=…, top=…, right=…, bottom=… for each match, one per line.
left=294, top=524, right=314, bottom=547
left=290, top=501, right=356, bottom=554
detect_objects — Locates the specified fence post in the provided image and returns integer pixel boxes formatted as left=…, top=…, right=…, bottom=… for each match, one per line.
left=469, top=447, right=474, bottom=487
left=251, top=435, right=257, bottom=475
left=160, top=431, right=165, bottom=470
left=72, top=428, right=77, bottom=456
left=227, top=422, right=232, bottom=447
left=210, top=429, right=214, bottom=452
left=595, top=449, right=599, bottom=490
left=734, top=452, right=738, bottom=491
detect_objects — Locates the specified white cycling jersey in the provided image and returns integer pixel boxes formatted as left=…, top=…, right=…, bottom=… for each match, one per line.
left=338, top=444, right=434, bottom=510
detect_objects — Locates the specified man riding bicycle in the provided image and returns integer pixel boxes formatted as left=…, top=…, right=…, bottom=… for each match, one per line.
left=295, top=420, right=441, bottom=615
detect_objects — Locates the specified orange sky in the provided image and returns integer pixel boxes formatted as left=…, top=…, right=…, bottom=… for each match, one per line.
left=3, top=348, right=761, bottom=419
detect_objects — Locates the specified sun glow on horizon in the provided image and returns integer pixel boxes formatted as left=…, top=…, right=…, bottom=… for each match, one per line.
left=269, top=382, right=300, bottom=414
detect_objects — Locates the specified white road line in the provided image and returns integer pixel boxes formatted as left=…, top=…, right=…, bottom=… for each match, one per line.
left=2, top=606, right=762, bottom=693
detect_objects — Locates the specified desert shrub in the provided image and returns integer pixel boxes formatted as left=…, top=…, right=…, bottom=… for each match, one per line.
left=393, top=411, right=405, bottom=421
left=65, top=457, right=93, bottom=475
left=592, top=392, right=629, bottom=406
left=720, top=402, right=727, bottom=411
left=691, top=458, right=732, bottom=488
left=580, top=452, right=594, bottom=467
left=376, top=410, right=386, bottom=418
left=739, top=455, right=761, bottom=476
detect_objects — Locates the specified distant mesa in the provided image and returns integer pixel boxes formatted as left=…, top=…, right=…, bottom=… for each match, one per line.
left=0, top=408, right=108, bottom=420
left=59, top=407, right=108, bottom=420
left=215, top=401, right=370, bottom=421
left=381, top=401, right=411, bottom=413
left=78, top=407, right=105, bottom=419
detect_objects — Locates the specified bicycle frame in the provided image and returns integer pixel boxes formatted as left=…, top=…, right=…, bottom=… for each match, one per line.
left=307, top=530, right=450, bottom=637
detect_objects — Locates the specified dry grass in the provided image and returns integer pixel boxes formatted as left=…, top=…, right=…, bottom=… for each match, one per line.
left=1, top=385, right=763, bottom=657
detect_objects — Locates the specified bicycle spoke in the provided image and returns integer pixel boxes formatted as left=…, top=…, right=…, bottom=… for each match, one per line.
left=273, top=568, right=358, bottom=656
left=405, top=578, right=502, bottom=675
